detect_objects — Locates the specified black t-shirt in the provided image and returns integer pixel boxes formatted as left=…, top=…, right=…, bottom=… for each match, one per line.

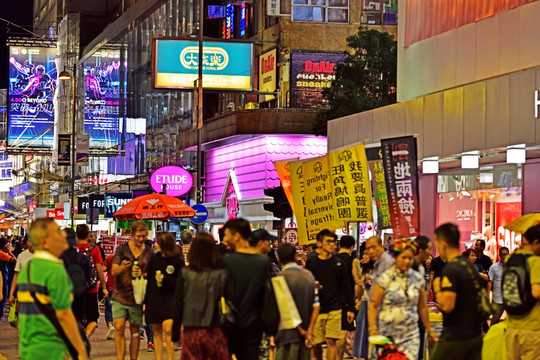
left=430, top=256, right=446, bottom=280
left=476, top=254, right=492, bottom=272
left=439, top=256, right=482, bottom=341
left=336, top=252, right=355, bottom=298
left=305, top=254, right=353, bottom=313
left=222, top=252, right=271, bottom=328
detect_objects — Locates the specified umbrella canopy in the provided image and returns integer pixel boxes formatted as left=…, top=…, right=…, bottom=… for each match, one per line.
left=113, top=193, right=196, bottom=220
left=504, top=213, right=540, bottom=233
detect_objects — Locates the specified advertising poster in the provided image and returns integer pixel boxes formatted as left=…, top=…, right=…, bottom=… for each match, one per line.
left=496, top=202, right=522, bottom=254
left=381, top=136, right=420, bottom=238
left=83, top=49, right=120, bottom=149
left=58, top=134, right=71, bottom=166
left=8, top=46, right=57, bottom=148
left=105, top=193, right=133, bottom=218
left=369, top=152, right=392, bottom=230
left=259, top=49, right=276, bottom=101
left=76, top=134, right=89, bottom=165
left=290, top=52, right=346, bottom=108
left=328, top=144, right=373, bottom=223
left=302, top=156, right=344, bottom=243
left=289, top=161, right=310, bottom=245
left=273, top=160, right=296, bottom=214
left=153, top=39, right=253, bottom=91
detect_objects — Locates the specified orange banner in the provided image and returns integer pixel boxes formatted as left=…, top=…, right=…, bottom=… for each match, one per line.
left=274, top=160, right=296, bottom=213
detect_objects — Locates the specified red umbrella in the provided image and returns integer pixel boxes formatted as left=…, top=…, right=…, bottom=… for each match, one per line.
left=113, top=193, right=196, bottom=220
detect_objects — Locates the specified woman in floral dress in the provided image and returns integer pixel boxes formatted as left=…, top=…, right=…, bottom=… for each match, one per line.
left=367, top=239, right=437, bottom=359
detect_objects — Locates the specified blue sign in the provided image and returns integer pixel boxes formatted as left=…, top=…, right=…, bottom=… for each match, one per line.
left=8, top=46, right=57, bottom=148
left=190, top=204, right=209, bottom=224
left=153, top=39, right=253, bottom=91
left=83, top=49, right=121, bottom=149
left=105, top=192, right=133, bottom=218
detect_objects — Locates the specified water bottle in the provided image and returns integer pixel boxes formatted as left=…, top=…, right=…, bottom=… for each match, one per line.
left=156, top=270, right=163, bottom=287
left=132, top=261, right=139, bottom=279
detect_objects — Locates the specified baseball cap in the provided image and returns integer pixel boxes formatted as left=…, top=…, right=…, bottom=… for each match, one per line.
left=249, top=229, right=278, bottom=246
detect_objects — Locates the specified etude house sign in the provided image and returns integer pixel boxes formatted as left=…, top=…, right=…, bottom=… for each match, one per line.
left=150, top=166, right=193, bottom=196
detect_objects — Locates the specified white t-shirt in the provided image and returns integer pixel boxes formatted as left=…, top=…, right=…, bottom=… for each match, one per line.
left=15, top=249, right=34, bottom=272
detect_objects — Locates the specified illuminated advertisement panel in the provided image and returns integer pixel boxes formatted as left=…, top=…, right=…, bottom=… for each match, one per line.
left=153, top=38, right=253, bottom=91
left=290, top=51, right=346, bottom=108
left=83, top=49, right=121, bottom=149
left=8, top=46, right=57, bottom=148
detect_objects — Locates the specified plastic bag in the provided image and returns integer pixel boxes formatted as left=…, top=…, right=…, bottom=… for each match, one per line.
left=132, top=277, right=148, bottom=305
left=482, top=321, right=506, bottom=360
left=8, top=303, right=18, bottom=328
left=271, top=276, right=302, bottom=330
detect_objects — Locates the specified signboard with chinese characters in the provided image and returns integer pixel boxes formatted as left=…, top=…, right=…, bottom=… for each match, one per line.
left=58, top=134, right=71, bottom=166
left=8, top=46, right=57, bottom=148
left=369, top=151, right=391, bottom=230
left=274, top=160, right=296, bottom=214
left=83, top=49, right=120, bottom=149
left=328, top=144, right=373, bottom=223
left=290, top=52, right=346, bottom=108
left=259, top=49, right=277, bottom=102
left=153, top=38, right=253, bottom=91
left=381, top=136, right=420, bottom=238
left=267, top=0, right=280, bottom=16
left=289, top=161, right=310, bottom=245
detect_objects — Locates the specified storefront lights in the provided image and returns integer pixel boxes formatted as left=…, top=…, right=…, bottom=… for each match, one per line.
left=479, top=172, right=493, bottom=184
left=422, top=157, right=439, bottom=174
left=506, top=144, right=526, bottom=164
left=462, top=151, right=479, bottom=169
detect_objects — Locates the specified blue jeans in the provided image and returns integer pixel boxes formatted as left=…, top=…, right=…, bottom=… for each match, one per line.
left=105, top=295, right=113, bottom=326
left=144, top=325, right=154, bottom=343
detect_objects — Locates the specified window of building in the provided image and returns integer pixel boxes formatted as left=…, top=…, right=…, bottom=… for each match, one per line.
left=292, top=0, right=348, bottom=23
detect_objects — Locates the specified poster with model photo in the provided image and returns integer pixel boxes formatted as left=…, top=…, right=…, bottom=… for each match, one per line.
left=8, top=46, right=57, bottom=148
left=83, top=49, right=121, bottom=149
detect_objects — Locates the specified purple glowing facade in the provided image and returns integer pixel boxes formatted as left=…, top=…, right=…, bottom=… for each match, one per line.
left=204, top=135, right=327, bottom=203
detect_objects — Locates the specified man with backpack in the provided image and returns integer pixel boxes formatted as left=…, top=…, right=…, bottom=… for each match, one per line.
left=431, top=223, right=483, bottom=360
left=306, top=229, right=354, bottom=360
left=61, top=228, right=92, bottom=324
left=503, top=225, right=540, bottom=360
left=76, top=224, right=108, bottom=338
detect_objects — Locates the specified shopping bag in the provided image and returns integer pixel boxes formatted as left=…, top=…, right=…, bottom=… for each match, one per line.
left=8, top=303, right=18, bottom=328
left=132, top=277, right=148, bottom=305
left=271, top=276, right=302, bottom=330
left=482, top=321, right=507, bottom=360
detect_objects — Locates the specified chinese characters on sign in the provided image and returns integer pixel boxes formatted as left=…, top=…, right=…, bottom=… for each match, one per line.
left=381, top=136, right=420, bottom=238
left=289, top=161, right=310, bottom=245
left=328, top=144, right=373, bottom=223
left=267, top=0, right=280, bottom=16
left=274, top=160, right=296, bottom=213
left=368, top=151, right=391, bottom=230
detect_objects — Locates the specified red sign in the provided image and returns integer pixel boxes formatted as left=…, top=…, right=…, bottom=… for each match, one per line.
left=496, top=202, right=522, bottom=254
left=55, top=208, right=64, bottom=220
left=46, top=210, right=55, bottom=218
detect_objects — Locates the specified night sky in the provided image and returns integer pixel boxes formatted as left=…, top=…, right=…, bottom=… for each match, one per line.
left=0, top=0, right=34, bottom=89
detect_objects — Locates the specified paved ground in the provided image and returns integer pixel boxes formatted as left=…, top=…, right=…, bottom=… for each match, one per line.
left=0, top=312, right=168, bottom=360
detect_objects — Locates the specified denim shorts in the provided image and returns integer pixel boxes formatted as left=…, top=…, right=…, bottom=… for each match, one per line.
left=111, top=300, right=143, bottom=325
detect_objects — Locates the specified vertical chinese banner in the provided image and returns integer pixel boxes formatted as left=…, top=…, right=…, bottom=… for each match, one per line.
left=328, top=144, right=373, bottom=223
left=380, top=136, right=420, bottom=238
left=289, top=161, right=310, bottom=245
left=274, top=160, right=296, bottom=213
left=303, top=156, right=344, bottom=242
left=368, top=157, right=392, bottom=230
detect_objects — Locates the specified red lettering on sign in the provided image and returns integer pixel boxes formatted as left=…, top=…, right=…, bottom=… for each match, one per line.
left=261, top=54, right=275, bottom=74
left=304, top=60, right=336, bottom=73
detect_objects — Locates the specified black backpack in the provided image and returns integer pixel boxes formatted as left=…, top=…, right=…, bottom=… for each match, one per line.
left=81, top=244, right=98, bottom=289
left=502, top=253, right=536, bottom=315
left=63, top=250, right=92, bottom=296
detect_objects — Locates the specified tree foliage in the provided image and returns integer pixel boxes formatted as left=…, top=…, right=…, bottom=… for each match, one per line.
left=314, top=27, right=397, bottom=135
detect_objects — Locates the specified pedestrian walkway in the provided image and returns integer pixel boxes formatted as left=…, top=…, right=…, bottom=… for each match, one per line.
left=0, top=314, right=161, bottom=359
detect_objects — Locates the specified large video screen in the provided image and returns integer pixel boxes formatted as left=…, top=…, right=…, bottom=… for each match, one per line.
left=83, top=49, right=121, bottom=149
left=8, top=46, right=57, bottom=148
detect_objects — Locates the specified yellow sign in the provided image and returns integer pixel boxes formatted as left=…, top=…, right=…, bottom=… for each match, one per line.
left=302, top=156, right=344, bottom=242
left=274, top=160, right=295, bottom=213
left=259, top=49, right=277, bottom=101
left=289, top=161, right=309, bottom=245
left=328, top=144, right=373, bottom=223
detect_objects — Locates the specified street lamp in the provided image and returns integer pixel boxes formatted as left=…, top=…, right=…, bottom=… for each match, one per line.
left=58, top=66, right=77, bottom=227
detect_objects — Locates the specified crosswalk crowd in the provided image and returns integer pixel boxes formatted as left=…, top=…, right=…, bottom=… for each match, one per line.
left=0, top=217, right=539, bottom=360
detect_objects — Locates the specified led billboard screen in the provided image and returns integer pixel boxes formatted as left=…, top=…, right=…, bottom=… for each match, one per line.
left=8, top=46, right=57, bottom=148
left=153, top=38, right=253, bottom=91
left=83, top=49, right=121, bottom=149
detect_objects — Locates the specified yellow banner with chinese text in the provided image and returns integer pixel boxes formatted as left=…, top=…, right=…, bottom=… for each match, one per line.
left=328, top=144, right=373, bottom=223
left=289, top=161, right=310, bottom=245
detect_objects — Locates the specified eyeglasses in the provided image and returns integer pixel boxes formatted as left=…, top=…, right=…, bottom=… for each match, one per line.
left=324, top=240, right=337, bottom=244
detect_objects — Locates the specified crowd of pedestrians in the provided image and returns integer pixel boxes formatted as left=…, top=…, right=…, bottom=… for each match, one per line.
left=2, top=217, right=539, bottom=360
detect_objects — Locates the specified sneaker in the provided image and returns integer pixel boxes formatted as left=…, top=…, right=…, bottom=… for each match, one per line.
left=106, top=326, right=115, bottom=340
left=140, top=330, right=145, bottom=339
left=147, top=342, right=155, bottom=352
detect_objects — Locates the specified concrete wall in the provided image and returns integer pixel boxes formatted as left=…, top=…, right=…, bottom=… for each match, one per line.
left=328, top=66, right=540, bottom=159
left=397, top=0, right=540, bottom=102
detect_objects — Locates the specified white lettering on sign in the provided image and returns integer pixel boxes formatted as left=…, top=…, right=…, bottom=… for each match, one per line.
left=155, top=175, right=189, bottom=184
left=497, top=226, right=522, bottom=253
left=535, top=90, right=540, bottom=118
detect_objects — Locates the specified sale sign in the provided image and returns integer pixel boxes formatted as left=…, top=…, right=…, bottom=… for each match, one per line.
left=496, top=202, right=522, bottom=254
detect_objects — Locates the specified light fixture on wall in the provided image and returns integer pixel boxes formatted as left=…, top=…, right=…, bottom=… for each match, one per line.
left=422, top=157, right=439, bottom=174
left=479, top=172, right=493, bottom=184
left=507, top=144, right=526, bottom=164
left=462, top=151, right=479, bottom=169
